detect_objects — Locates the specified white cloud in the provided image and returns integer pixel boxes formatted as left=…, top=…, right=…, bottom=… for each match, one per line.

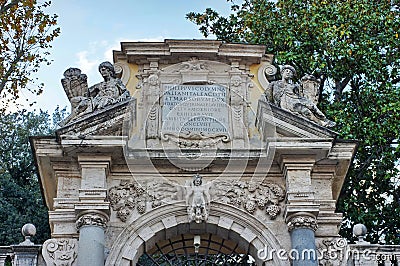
left=76, top=50, right=99, bottom=74
left=75, top=36, right=167, bottom=81
left=102, top=36, right=166, bottom=63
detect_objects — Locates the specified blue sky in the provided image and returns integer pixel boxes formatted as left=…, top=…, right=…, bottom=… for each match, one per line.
left=26, top=0, right=231, bottom=113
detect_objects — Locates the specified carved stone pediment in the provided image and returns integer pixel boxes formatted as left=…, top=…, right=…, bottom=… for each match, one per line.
left=256, top=99, right=337, bottom=140
left=56, top=98, right=135, bottom=138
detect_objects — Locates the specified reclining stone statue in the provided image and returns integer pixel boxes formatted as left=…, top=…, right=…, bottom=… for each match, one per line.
left=61, top=61, right=130, bottom=125
left=264, top=65, right=335, bottom=128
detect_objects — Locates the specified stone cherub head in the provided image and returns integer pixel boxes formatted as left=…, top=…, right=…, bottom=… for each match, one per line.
left=193, top=174, right=203, bottom=186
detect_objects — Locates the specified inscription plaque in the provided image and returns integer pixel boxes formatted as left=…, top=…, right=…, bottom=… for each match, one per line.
left=162, top=84, right=229, bottom=135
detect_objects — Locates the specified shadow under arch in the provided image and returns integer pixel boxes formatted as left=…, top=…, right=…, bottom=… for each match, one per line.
left=106, top=202, right=289, bottom=266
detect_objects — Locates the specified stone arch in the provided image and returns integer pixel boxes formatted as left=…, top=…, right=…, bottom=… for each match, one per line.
left=106, top=202, right=289, bottom=266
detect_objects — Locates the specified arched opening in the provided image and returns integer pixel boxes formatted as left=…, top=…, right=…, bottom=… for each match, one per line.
left=106, top=203, right=288, bottom=266
left=137, top=233, right=255, bottom=265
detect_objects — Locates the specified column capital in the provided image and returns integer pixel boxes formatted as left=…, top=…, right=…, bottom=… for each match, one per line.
left=78, top=155, right=112, bottom=169
left=76, top=210, right=109, bottom=231
left=286, top=213, right=318, bottom=232
left=279, top=155, right=316, bottom=173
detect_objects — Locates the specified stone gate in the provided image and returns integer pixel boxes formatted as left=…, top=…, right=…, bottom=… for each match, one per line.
left=29, top=40, right=373, bottom=266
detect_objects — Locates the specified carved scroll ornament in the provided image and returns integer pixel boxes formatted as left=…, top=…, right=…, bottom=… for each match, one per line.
left=161, top=132, right=230, bottom=148
left=42, top=238, right=78, bottom=266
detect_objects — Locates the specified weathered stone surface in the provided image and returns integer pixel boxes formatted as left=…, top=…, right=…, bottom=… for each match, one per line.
left=30, top=40, right=363, bottom=266
left=262, top=65, right=335, bottom=127
left=61, top=62, right=132, bottom=127
left=42, top=238, right=78, bottom=266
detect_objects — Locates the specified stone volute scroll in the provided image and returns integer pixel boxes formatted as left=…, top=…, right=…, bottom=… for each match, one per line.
left=42, top=238, right=78, bottom=266
left=61, top=61, right=131, bottom=125
left=262, top=64, right=336, bottom=127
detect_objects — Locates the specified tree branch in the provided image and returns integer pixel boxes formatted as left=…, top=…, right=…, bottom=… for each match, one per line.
left=0, top=0, right=20, bottom=15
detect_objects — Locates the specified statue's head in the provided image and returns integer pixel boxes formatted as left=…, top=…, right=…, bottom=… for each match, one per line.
left=193, top=174, right=202, bottom=186
left=98, top=61, right=116, bottom=78
left=280, top=65, right=296, bottom=78
left=148, top=74, right=159, bottom=86
left=230, top=75, right=242, bottom=86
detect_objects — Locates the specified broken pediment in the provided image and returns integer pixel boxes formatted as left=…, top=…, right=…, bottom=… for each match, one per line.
left=55, top=98, right=135, bottom=138
left=256, top=99, right=337, bottom=140
left=55, top=40, right=339, bottom=149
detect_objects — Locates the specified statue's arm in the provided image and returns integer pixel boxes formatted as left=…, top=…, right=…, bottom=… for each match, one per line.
left=116, top=80, right=130, bottom=101
left=293, top=83, right=301, bottom=95
left=185, top=186, right=193, bottom=205
left=264, top=82, right=274, bottom=103
left=204, top=189, right=211, bottom=206
left=88, top=83, right=100, bottom=98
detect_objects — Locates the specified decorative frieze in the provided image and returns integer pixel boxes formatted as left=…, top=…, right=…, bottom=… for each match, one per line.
left=42, top=238, right=78, bottom=266
left=76, top=212, right=108, bottom=230
left=108, top=180, right=180, bottom=222
left=109, top=178, right=285, bottom=222
left=211, top=180, right=285, bottom=219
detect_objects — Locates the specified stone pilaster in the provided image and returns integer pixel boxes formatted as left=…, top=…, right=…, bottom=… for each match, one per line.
left=281, top=157, right=319, bottom=266
left=75, top=156, right=111, bottom=266
left=10, top=245, right=41, bottom=266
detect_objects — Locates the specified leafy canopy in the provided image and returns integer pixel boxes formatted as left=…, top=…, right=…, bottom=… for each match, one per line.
left=0, top=0, right=59, bottom=111
left=0, top=108, right=66, bottom=245
left=187, top=0, right=400, bottom=244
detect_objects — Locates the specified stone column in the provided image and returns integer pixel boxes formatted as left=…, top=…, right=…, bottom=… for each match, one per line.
left=76, top=211, right=109, bottom=266
left=281, top=157, right=319, bottom=266
left=287, top=214, right=318, bottom=265
left=75, top=156, right=111, bottom=266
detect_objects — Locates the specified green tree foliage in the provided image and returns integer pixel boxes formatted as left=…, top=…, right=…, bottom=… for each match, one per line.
left=0, top=108, right=65, bottom=245
left=187, top=0, right=400, bottom=244
left=0, top=0, right=59, bottom=111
